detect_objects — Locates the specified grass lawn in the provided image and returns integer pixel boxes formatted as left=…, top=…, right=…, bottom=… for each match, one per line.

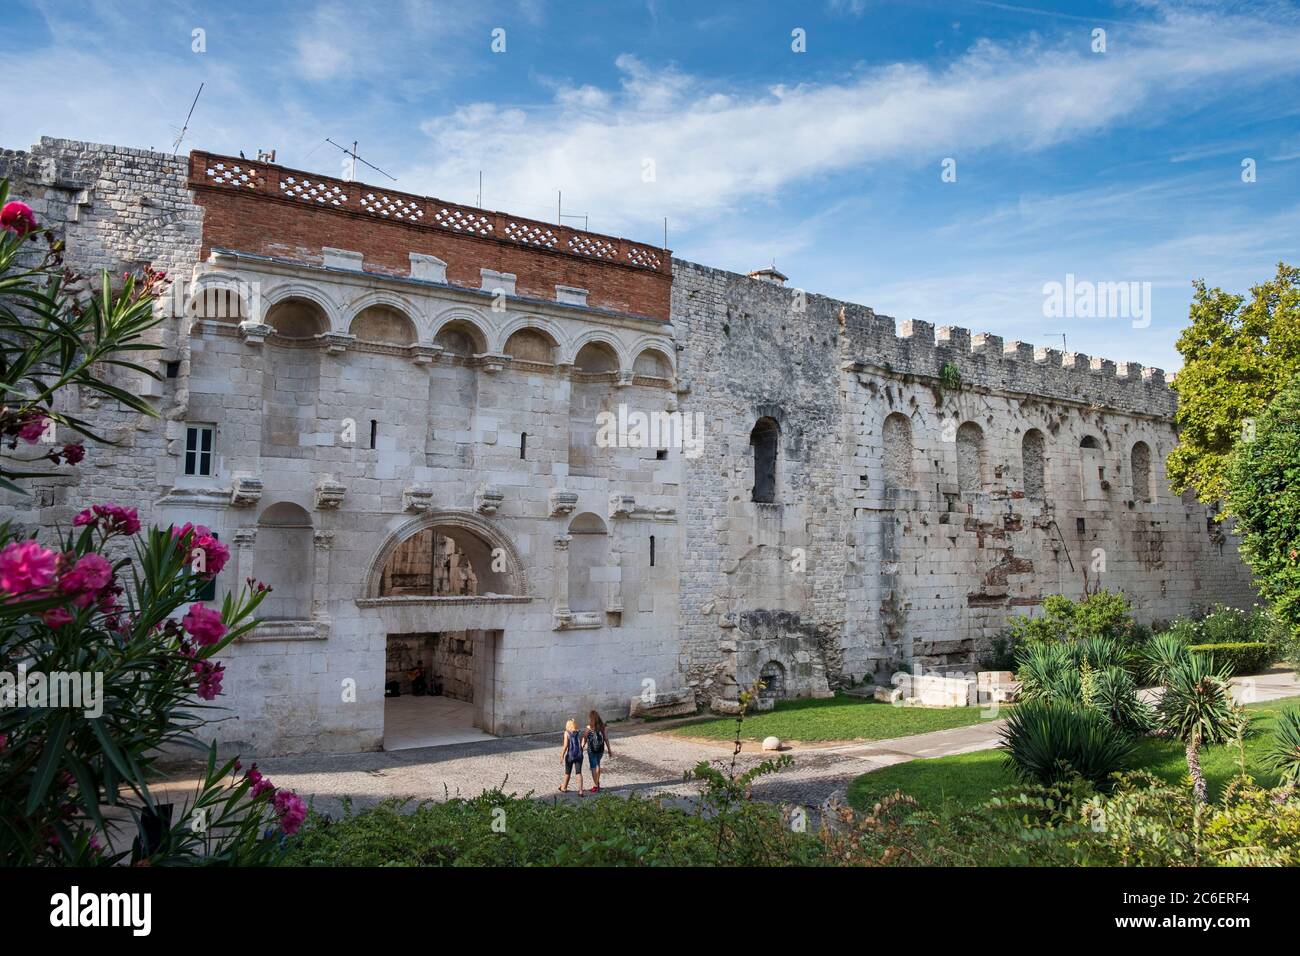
left=847, top=695, right=1300, bottom=812
left=668, top=693, right=1005, bottom=742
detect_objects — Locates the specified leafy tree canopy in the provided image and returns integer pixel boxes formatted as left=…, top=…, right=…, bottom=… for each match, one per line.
left=1167, top=262, right=1300, bottom=508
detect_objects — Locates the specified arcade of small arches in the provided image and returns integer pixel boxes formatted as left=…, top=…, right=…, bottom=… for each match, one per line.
left=185, top=270, right=676, bottom=382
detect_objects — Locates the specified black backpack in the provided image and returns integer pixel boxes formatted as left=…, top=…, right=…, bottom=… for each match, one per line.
left=587, top=726, right=605, bottom=756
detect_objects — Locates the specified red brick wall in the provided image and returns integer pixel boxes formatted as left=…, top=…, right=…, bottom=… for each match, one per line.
left=189, top=152, right=671, bottom=322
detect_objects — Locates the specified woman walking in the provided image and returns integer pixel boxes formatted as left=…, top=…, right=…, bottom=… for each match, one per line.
left=583, top=710, right=612, bottom=793
left=559, top=718, right=584, bottom=794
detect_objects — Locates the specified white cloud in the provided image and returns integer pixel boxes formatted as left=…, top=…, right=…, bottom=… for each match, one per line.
left=404, top=8, right=1300, bottom=233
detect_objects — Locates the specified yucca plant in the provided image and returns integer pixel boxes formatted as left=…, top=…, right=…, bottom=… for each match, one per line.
left=1076, top=635, right=1133, bottom=673
left=1158, top=654, right=1247, bottom=802
left=1086, top=665, right=1155, bottom=738
left=1015, top=642, right=1079, bottom=703
left=1265, top=709, right=1300, bottom=789
left=1001, top=699, right=1136, bottom=788
left=1142, top=632, right=1191, bottom=687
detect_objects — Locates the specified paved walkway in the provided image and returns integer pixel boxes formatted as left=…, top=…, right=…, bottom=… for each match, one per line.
left=151, top=670, right=1300, bottom=817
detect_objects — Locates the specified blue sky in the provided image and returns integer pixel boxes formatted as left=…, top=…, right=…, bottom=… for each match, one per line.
left=3, top=0, right=1299, bottom=371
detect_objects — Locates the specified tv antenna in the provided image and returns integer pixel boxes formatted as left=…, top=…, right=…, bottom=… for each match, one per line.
left=1045, top=332, right=1068, bottom=352
left=171, top=82, right=204, bottom=156
left=325, top=138, right=396, bottom=182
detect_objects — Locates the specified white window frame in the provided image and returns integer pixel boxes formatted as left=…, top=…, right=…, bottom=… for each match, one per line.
left=184, top=424, right=215, bottom=477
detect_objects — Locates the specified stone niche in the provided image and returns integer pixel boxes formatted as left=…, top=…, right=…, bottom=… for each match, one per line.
left=724, top=610, right=833, bottom=710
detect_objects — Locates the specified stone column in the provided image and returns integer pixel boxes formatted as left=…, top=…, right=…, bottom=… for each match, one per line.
left=552, top=534, right=572, bottom=628
left=605, top=546, right=623, bottom=616
left=229, top=527, right=257, bottom=599
left=311, top=529, right=334, bottom=621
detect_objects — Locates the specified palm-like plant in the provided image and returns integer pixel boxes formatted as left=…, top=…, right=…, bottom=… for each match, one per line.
left=1015, top=642, right=1079, bottom=703
left=1087, top=665, right=1155, bottom=737
left=1001, top=699, right=1136, bottom=788
left=1158, top=654, right=1246, bottom=802
left=1265, top=709, right=1300, bottom=789
left=1142, top=633, right=1191, bottom=687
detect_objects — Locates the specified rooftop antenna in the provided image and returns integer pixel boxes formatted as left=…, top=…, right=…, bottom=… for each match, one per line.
left=1045, top=332, right=1068, bottom=352
left=324, top=138, right=397, bottom=183
left=171, top=82, right=204, bottom=157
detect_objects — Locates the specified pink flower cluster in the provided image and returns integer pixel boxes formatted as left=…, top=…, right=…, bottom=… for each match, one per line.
left=49, top=442, right=85, bottom=466
left=73, top=503, right=141, bottom=536
left=181, top=603, right=227, bottom=645
left=192, top=658, right=225, bottom=700
left=242, top=766, right=307, bottom=835
left=172, top=523, right=230, bottom=578
left=1, top=200, right=38, bottom=237
left=0, top=539, right=58, bottom=598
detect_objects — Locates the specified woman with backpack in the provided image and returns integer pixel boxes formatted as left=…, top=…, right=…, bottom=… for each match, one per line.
left=583, top=710, right=612, bottom=793
left=559, top=718, right=585, bottom=794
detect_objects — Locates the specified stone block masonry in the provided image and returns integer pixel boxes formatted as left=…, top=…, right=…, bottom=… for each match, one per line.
left=0, top=136, right=1257, bottom=756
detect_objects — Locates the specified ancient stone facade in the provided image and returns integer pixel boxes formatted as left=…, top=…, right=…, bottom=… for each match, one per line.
left=0, top=137, right=1257, bottom=755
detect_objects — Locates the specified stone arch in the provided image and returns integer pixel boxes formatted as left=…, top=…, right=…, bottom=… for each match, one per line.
left=882, top=412, right=914, bottom=491
left=1022, top=428, right=1046, bottom=498
left=253, top=502, right=313, bottom=621
left=632, top=344, right=674, bottom=379
left=956, top=421, right=985, bottom=494
left=503, top=326, right=560, bottom=364
left=430, top=307, right=491, bottom=356
left=186, top=274, right=252, bottom=323
left=264, top=295, right=330, bottom=340
left=348, top=303, right=417, bottom=346
left=363, top=511, right=527, bottom=599
left=262, top=282, right=340, bottom=333
left=758, top=660, right=786, bottom=700
left=1131, top=440, right=1152, bottom=502
left=567, top=512, right=610, bottom=613
left=750, top=416, right=780, bottom=503
left=496, top=315, right=567, bottom=359
left=568, top=330, right=627, bottom=372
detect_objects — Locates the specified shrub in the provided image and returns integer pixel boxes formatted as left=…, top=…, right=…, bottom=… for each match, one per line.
left=1014, top=642, right=1079, bottom=703
left=1186, top=641, right=1276, bottom=677
left=1007, top=590, right=1138, bottom=650
left=1265, top=709, right=1300, bottom=787
left=1000, top=699, right=1137, bottom=788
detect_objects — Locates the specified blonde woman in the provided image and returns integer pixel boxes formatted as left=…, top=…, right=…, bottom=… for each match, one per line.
left=559, top=718, right=585, bottom=794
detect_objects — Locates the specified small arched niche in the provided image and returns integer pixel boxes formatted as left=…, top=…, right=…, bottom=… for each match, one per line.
left=632, top=347, right=672, bottom=379
left=503, top=328, right=558, bottom=364
left=882, top=412, right=914, bottom=491
left=378, top=524, right=516, bottom=597
left=1022, top=428, right=1046, bottom=498
left=349, top=304, right=416, bottom=346
left=1131, top=440, right=1152, bottom=502
left=956, top=421, right=985, bottom=494
left=434, top=319, right=487, bottom=358
left=190, top=286, right=246, bottom=323
left=574, top=341, right=620, bottom=373
left=265, top=297, right=328, bottom=340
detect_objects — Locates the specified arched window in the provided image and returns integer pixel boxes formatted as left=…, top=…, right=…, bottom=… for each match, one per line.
left=1079, top=434, right=1105, bottom=501
left=261, top=298, right=328, bottom=457
left=882, top=412, right=914, bottom=491
left=1022, top=429, right=1046, bottom=498
left=956, top=422, right=985, bottom=494
left=1131, top=440, right=1152, bottom=502
left=750, top=417, right=780, bottom=503
left=348, top=304, right=416, bottom=346
left=378, top=525, right=516, bottom=597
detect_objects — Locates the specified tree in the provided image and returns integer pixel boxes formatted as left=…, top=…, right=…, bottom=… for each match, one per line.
left=1226, top=374, right=1300, bottom=648
left=1157, top=655, right=1244, bottom=803
left=1167, top=263, right=1300, bottom=509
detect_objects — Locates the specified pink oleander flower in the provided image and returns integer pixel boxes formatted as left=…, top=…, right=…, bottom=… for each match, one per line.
left=59, top=443, right=85, bottom=465
left=1, top=200, right=38, bottom=236
left=59, top=552, right=113, bottom=596
left=0, top=539, right=58, bottom=597
left=15, top=411, right=48, bottom=444
left=181, top=602, right=226, bottom=645
left=174, top=523, right=228, bottom=576
left=77, top=503, right=140, bottom=536
left=246, top=765, right=276, bottom=800
left=273, top=790, right=307, bottom=835
left=192, top=658, right=225, bottom=700
left=42, top=607, right=74, bottom=628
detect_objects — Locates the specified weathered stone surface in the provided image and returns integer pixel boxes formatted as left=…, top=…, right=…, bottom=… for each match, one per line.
left=629, top=687, right=697, bottom=719
left=761, top=735, right=781, bottom=751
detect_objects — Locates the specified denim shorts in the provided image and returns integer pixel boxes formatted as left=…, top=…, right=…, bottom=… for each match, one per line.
left=587, top=751, right=603, bottom=769
left=564, top=756, right=583, bottom=774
